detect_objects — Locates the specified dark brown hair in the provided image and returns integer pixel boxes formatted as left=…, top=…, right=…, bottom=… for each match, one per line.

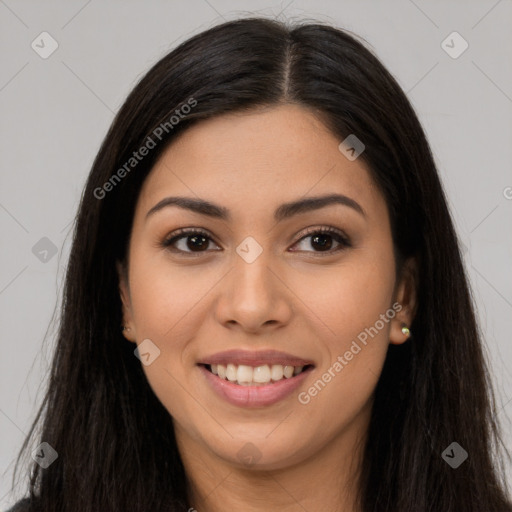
left=10, top=16, right=512, bottom=511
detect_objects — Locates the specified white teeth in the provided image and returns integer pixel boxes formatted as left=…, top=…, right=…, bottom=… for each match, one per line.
left=208, top=363, right=307, bottom=385
left=270, top=364, right=284, bottom=381
left=236, top=364, right=253, bottom=384
left=283, top=365, right=294, bottom=378
left=253, top=365, right=271, bottom=383
left=226, top=363, right=237, bottom=382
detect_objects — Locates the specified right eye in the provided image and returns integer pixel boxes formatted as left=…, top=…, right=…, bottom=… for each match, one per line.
left=160, top=228, right=221, bottom=255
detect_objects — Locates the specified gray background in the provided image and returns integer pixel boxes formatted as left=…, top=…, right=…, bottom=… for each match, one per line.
left=1, top=0, right=511, bottom=508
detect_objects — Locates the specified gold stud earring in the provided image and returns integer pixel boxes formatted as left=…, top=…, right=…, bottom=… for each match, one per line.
left=401, top=324, right=410, bottom=337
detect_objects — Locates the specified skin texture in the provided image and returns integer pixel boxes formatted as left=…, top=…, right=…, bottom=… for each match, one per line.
left=119, top=104, right=417, bottom=512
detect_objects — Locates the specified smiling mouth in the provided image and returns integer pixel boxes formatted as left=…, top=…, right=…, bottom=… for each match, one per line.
left=200, top=363, right=314, bottom=386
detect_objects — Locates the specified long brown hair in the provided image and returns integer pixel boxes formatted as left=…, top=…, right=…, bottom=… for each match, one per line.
left=11, top=17, right=512, bottom=511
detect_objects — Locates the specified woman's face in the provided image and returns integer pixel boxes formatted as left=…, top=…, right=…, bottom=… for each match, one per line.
left=119, top=104, right=415, bottom=472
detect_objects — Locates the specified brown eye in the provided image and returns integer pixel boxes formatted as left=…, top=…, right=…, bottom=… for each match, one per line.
left=161, top=229, right=220, bottom=254
left=161, top=226, right=351, bottom=257
left=290, top=227, right=351, bottom=254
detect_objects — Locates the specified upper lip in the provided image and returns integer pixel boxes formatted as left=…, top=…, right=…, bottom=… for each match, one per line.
left=198, top=349, right=315, bottom=368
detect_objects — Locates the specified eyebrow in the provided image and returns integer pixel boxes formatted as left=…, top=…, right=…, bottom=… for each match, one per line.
left=145, top=193, right=366, bottom=222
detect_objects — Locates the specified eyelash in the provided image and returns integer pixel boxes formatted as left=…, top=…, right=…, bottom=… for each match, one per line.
left=160, top=226, right=351, bottom=257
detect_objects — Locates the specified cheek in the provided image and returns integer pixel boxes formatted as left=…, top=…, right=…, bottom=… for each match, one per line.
left=293, top=249, right=396, bottom=347
left=128, top=250, right=213, bottom=340
left=294, top=248, right=395, bottom=416
left=127, top=256, right=209, bottom=419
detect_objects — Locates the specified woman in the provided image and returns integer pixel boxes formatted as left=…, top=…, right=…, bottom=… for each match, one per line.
left=8, top=17, right=512, bottom=512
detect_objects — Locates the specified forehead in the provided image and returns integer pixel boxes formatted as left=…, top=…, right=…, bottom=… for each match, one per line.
left=137, top=104, right=383, bottom=222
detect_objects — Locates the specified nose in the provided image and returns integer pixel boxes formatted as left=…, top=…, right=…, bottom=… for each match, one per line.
left=214, top=250, right=293, bottom=334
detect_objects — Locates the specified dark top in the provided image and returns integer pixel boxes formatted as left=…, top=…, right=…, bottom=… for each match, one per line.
left=6, top=498, right=31, bottom=512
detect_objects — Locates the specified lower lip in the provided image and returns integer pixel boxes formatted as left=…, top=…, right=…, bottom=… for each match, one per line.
left=199, top=365, right=313, bottom=408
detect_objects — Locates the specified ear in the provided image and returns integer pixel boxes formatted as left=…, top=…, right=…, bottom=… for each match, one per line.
left=117, top=261, right=136, bottom=344
left=389, top=257, right=418, bottom=345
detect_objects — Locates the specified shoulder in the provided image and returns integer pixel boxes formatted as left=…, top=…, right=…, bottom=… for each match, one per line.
left=5, top=498, right=31, bottom=512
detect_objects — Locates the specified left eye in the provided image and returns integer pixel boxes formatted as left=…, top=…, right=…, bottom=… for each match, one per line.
left=292, top=227, right=350, bottom=254
left=161, top=227, right=350, bottom=255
